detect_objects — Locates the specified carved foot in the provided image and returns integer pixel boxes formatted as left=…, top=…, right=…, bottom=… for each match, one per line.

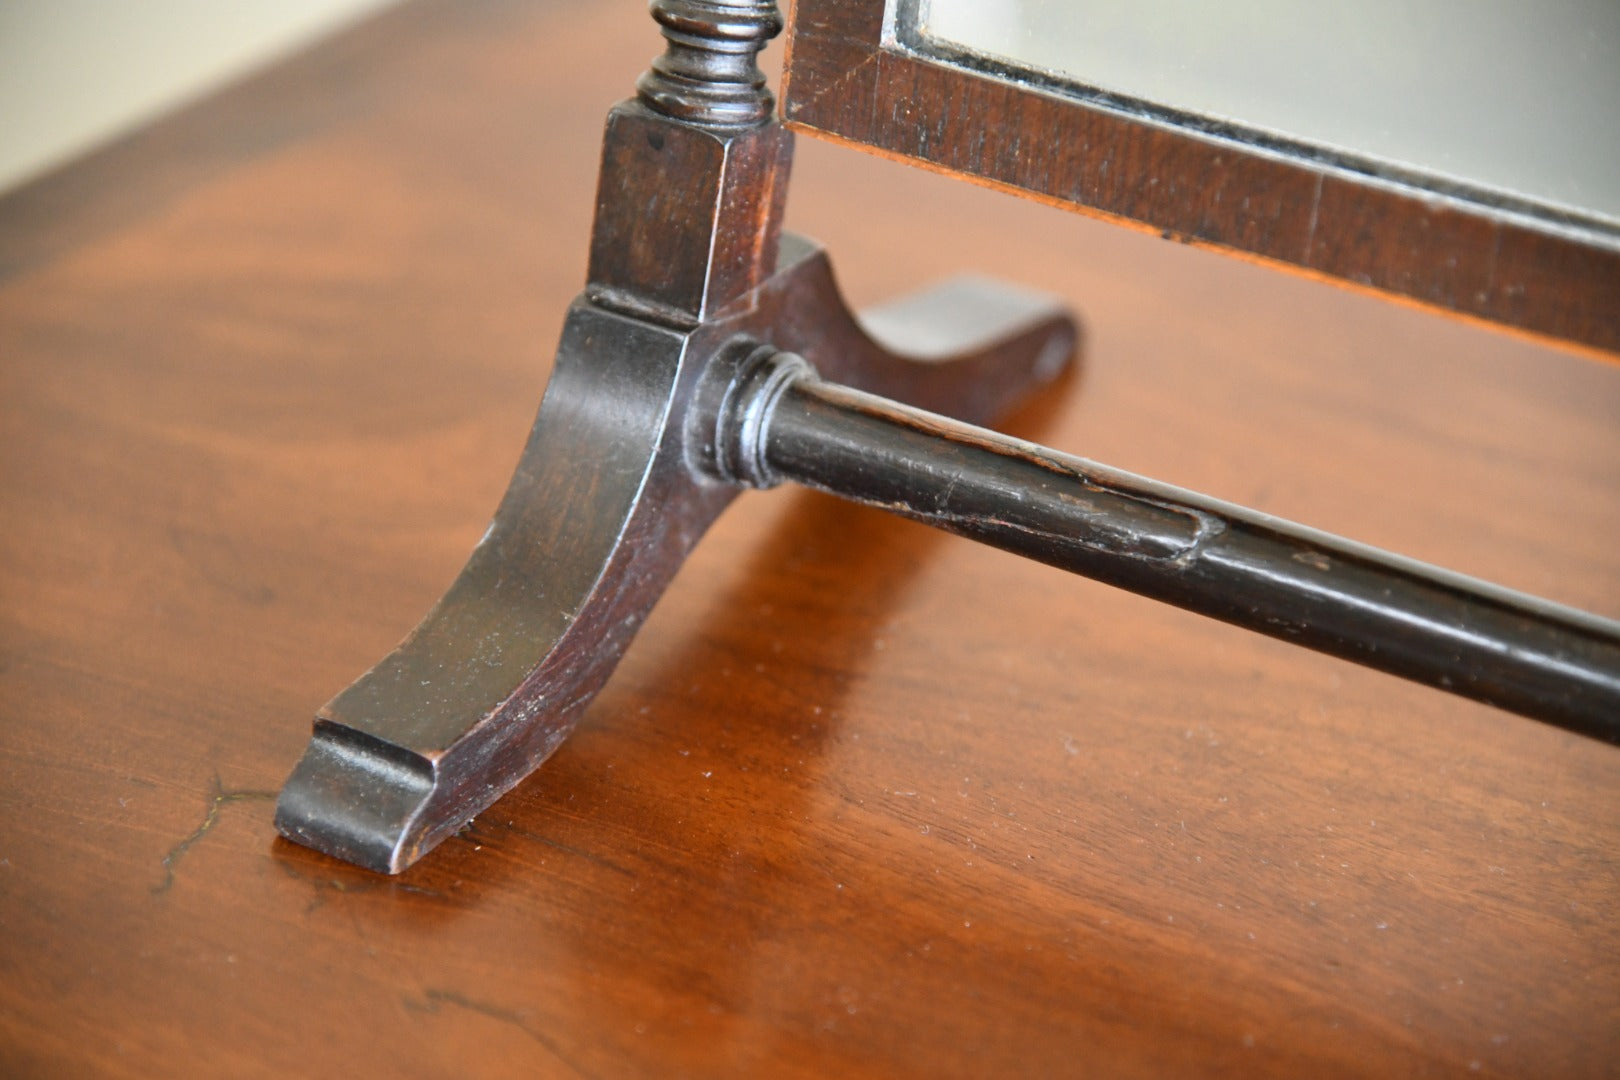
left=275, top=238, right=1077, bottom=872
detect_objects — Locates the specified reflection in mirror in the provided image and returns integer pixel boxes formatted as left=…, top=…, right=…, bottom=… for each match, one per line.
left=914, top=0, right=1620, bottom=223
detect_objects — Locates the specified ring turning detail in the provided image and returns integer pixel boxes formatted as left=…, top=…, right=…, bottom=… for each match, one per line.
left=277, top=0, right=1620, bottom=874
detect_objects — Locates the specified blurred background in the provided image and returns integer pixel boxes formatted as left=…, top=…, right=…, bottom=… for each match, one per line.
left=0, top=0, right=401, bottom=193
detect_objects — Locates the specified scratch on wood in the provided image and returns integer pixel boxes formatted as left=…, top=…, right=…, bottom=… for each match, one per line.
left=275, top=857, right=445, bottom=913
left=1480, top=225, right=1502, bottom=309
left=1303, top=173, right=1323, bottom=265
left=789, top=47, right=882, bottom=119
left=406, top=988, right=595, bottom=1078
left=153, top=775, right=276, bottom=895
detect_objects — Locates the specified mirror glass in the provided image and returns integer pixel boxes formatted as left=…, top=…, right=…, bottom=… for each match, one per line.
left=914, top=0, right=1620, bottom=222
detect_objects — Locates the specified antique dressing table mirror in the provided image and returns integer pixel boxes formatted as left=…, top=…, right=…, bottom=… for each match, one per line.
left=276, top=0, right=1620, bottom=872
left=5, top=1, right=1620, bottom=1073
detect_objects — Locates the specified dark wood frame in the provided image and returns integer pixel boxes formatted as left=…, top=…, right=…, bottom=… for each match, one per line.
left=781, top=0, right=1620, bottom=357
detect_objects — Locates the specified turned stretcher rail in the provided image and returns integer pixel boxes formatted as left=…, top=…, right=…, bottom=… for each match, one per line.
left=737, top=356, right=1620, bottom=741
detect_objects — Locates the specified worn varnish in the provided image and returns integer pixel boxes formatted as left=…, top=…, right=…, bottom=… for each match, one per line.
left=0, top=1, right=1617, bottom=1077
left=781, top=0, right=1620, bottom=358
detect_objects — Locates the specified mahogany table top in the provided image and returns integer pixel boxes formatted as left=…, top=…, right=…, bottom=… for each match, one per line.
left=1, top=2, right=1616, bottom=1076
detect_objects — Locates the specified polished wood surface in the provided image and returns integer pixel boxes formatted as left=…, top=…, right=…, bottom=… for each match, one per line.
left=1, top=1, right=1617, bottom=1076
left=782, top=0, right=1620, bottom=358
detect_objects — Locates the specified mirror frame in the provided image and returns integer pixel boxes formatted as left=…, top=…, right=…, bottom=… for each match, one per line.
left=781, top=0, right=1620, bottom=357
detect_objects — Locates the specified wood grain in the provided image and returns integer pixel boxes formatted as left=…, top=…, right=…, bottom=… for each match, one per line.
left=1, top=0, right=1617, bottom=1076
left=781, top=0, right=1620, bottom=359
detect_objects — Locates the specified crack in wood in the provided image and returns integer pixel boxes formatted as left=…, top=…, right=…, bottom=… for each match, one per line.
left=405, top=988, right=595, bottom=1078
left=153, top=776, right=276, bottom=895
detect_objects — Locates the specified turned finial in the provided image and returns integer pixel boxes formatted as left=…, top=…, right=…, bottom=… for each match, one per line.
left=636, top=0, right=783, bottom=128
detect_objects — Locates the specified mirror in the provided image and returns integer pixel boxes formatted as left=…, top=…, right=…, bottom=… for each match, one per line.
left=918, top=0, right=1620, bottom=223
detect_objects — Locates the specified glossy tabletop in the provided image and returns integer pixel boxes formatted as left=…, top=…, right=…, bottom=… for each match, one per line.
left=1, top=1, right=1617, bottom=1076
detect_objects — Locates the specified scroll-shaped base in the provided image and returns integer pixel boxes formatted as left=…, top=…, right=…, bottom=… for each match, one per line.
left=275, top=237, right=1078, bottom=873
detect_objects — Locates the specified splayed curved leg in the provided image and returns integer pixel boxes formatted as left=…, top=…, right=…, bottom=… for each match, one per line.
left=275, top=237, right=1078, bottom=873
